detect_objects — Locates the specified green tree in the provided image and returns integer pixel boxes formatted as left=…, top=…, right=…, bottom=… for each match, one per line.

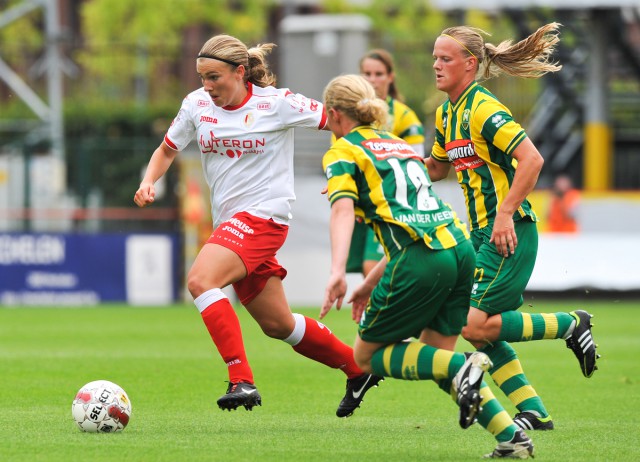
left=0, top=0, right=43, bottom=65
left=0, top=0, right=47, bottom=120
left=321, top=0, right=524, bottom=122
left=76, top=0, right=274, bottom=105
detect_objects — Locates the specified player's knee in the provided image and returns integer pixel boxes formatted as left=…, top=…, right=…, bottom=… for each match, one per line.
left=186, top=272, right=206, bottom=298
left=260, top=319, right=292, bottom=340
left=461, top=323, right=483, bottom=344
left=461, top=325, right=491, bottom=349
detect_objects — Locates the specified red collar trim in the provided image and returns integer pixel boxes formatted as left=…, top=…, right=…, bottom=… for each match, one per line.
left=223, top=82, right=253, bottom=110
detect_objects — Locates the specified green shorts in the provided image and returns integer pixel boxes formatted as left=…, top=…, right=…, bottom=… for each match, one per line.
left=358, top=239, right=476, bottom=343
left=470, top=219, right=538, bottom=314
left=346, top=220, right=384, bottom=273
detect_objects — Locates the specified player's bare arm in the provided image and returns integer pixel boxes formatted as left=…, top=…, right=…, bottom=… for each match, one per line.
left=320, top=198, right=355, bottom=319
left=490, top=138, right=544, bottom=257
left=134, top=141, right=178, bottom=208
left=349, top=257, right=387, bottom=322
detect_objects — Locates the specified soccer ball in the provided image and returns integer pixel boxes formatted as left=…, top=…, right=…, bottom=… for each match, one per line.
left=71, top=380, right=132, bottom=433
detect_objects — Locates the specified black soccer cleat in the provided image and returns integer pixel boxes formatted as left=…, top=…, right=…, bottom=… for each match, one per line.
left=336, top=374, right=383, bottom=417
left=453, top=352, right=492, bottom=429
left=217, top=382, right=262, bottom=411
left=566, top=310, right=599, bottom=378
left=484, top=429, right=535, bottom=459
left=513, top=411, right=554, bottom=431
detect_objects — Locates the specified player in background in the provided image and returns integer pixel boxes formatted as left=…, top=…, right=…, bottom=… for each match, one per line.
left=424, top=23, right=599, bottom=432
left=134, top=34, right=381, bottom=417
left=320, top=74, right=534, bottom=459
left=360, top=49, right=425, bottom=156
left=347, top=49, right=426, bottom=277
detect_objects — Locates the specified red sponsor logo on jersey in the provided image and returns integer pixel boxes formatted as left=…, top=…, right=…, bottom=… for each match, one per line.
left=310, top=100, right=319, bottom=112
left=362, top=138, right=421, bottom=160
left=257, top=102, right=271, bottom=110
left=197, top=100, right=210, bottom=107
left=445, top=139, right=484, bottom=171
left=199, top=131, right=266, bottom=158
left=200, top=115, right=218, bottom=124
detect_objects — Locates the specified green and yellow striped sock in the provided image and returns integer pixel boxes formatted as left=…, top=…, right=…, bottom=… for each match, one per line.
left=480, top=341, right=550, bottom=419
left=370, top=341, right=463, bottom=381
left=370, top=342, right=518, bottom=443
left=500, top=311, right=574, bottom=342
left=475, top=383, right=519, bottom=443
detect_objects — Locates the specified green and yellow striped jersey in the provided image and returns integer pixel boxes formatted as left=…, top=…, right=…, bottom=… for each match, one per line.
left=323, top=126, right=469, bottom=258
left=430, top=81, right=538, bottom=231
left=385, top=96, right=425, bottom=146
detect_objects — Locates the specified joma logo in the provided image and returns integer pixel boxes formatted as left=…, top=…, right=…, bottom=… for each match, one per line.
left=200, top=116, right=218, bottom=123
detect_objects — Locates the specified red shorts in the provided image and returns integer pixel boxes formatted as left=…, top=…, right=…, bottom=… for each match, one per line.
left=207, top=211, right=288, bottom=305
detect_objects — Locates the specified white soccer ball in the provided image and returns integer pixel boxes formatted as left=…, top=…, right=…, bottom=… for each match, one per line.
left=71, top=380, right=132, bottom=433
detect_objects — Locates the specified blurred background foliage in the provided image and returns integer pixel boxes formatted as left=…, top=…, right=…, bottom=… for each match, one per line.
left=76, top=0, right=272, bottom=107
left=1, top=0, right=275, bottom=126
left=1, top=0, right=277, bottom=208
left=1, top=0, right=539, bottom=130
left=2, top=0, right=638, bottom=206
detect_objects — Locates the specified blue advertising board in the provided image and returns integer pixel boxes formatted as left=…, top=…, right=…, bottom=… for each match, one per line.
left=0, top=233, right=179, bottom=305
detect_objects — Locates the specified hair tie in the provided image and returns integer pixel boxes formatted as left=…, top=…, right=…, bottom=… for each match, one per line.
left=441, top=34, right=478, bottom=61
left=359, top=98, right=370, bottom=105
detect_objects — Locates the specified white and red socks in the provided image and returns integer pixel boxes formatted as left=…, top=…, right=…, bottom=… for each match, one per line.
left=195, top=288, right=254, bottom=385
left=283, top=313, right=363, bottom=379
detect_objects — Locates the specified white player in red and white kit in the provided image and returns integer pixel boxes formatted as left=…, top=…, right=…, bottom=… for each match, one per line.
left=134, top=34, right=381, bottom=416
left=165, top=80, right=321, bottom=229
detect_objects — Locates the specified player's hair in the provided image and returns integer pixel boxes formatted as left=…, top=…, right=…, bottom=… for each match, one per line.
left=198, top=34, right=277, bottom=87
left=359, top=48, right=403, bottom=101
left=323, top=74, right=388, bottom=126
left=441, top=22, right=563, bottom=80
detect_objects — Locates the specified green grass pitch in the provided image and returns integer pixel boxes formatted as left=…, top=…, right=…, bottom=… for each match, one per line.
left=1, top=299, right=638, bottom=461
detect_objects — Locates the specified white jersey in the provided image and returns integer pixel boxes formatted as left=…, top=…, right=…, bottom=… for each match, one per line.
left=165, top=82, right=327, bottom=228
